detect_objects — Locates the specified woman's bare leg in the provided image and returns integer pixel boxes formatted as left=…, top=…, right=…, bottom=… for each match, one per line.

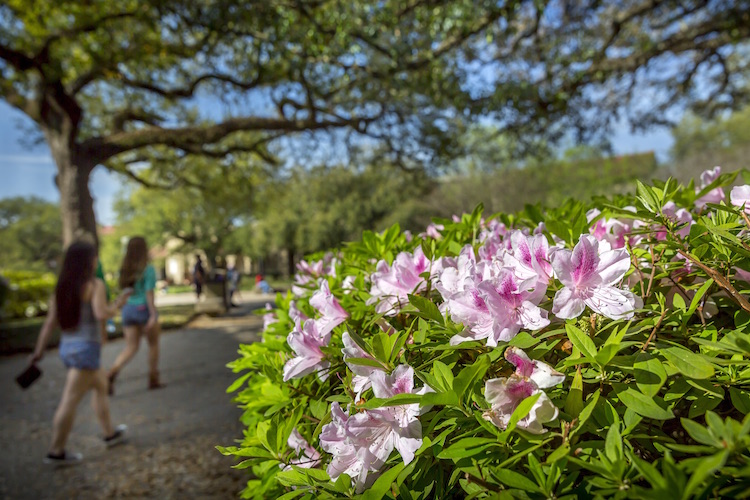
left=110, top=325, right=142, bottom=375
left=146, top=323, right=160, bottom=379
left=50, top=369, right=94, bottom=454
left=91, top=369, right=114, bottom=437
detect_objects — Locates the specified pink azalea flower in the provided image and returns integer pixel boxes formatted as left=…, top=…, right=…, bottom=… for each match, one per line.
left=551, top=234, right=638, bottom=320
left=656, top=202, right=693, bottom=240
left=368, top=247, right=433, bottom=316
left=735, top=267, right=750, bottom=283
left=478, top=220, right=510, bottom=261
left=309, top=280, right=349, bottom=336
left=730, top=185, right=750, bottom=214
left=483, top=347, right=564, bottom=434
left=292, top=254, right=338, bottom=295
left=587, top=208, right=634, bottom=249
left=505, top=231, right=553, bottom=300
left=350, top=365, right=424, bottom=465
left=319, top=367, right=426, bottom=491
left=421, top=223, right=444, bottom=239
left=288, top=300, right=309, bottom=326
left=262, top=302, right=278, bottom=331
left=319, top=403, right=378, bottom=492
left=282, top=319, right=331, bottom=382
left=435, top=245, right=481, bottom=307
left=342, top=332, right=383, bottom=400
left=283, top=429, right=322, bottom=471
left=695, top=166, right=725, bottom=209
left=447, top=267, right=549, bottom=347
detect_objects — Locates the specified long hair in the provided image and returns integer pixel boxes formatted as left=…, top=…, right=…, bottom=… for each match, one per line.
left=56, top=241, right=97, bottom=330
left=119, top=236, right=149, bottom=289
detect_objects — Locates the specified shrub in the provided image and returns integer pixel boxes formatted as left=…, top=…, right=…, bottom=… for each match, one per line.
left=0, top=270, right=55, bottom=319
left=222, top=167, right=750, bottom=499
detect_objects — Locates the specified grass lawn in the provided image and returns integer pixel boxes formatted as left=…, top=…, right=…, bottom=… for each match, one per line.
left=0, top=304, right=197, bottom=356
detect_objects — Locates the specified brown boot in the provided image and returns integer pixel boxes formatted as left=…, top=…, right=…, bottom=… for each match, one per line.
left=148, top=371, right=165, bottom=390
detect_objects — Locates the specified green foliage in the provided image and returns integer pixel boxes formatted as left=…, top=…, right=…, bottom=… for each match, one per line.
left=0, top=270, right=55, bottom=319
left=250, top=165, right=433, bottom=258
left=0, top=196, right=63, bottom=271
left=114, top=157, right=259, bottom=265
left=425, top=151, right=658, bottom=218
left=224, top=168, right=750, bottom=498
left=670, top=105, right=750, bottom=182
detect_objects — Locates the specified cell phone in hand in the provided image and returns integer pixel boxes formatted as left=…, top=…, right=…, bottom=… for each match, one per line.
left=121, top=287, right=134, bottom=295
left=16, top=363, right=42, bottom=390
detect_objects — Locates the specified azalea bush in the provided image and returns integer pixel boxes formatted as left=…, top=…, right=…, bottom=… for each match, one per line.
left=222, top=167, right=750, bottom=499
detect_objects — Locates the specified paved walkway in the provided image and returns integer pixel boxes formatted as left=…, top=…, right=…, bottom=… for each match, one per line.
left=0, top=293, right=276, bottom=499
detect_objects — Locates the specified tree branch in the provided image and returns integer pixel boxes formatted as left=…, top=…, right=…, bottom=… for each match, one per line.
left=82, top=114, right=374, bottom=164
left=0, top=41, right=36, bottom=71
left=119, top=71, right=262, bottom=99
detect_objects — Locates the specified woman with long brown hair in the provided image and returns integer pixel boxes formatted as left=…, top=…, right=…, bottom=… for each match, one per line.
left=108, top=236, right=163, bottom=393
left=31, top=241, right=131, bottom=465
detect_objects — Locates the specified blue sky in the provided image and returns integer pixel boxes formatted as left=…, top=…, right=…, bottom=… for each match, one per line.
left=0, top=100, right=675, bottom=225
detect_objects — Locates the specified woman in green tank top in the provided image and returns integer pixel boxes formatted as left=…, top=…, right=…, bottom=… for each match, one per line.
left=107, top=236, right=164, bottom=394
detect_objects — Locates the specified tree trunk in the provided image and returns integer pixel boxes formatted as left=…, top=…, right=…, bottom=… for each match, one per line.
left=287, top=248, right=296, bottom=279
left=49, top=139, right=98, bottom=249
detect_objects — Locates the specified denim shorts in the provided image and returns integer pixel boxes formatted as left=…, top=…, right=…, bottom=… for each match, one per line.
left=122, top=304, right=151, bottom=326
left=59, top=339, right=101, bottom=370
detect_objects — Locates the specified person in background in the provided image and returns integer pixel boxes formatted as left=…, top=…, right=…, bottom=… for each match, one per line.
left=227, top=265, right=241, bottom=307
left=31, top=241, right=130, bottom=465
left=107, top=236, right=163, bottom=394
left=255, top=274, right=273, bottom=294
left=193, top=255, right=206, bottom=300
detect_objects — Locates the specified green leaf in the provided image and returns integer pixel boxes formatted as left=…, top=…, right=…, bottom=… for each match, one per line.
left=226, top=372, right=252, bottom=393
left=501, top=393, right=542, bottom=439
left=616, top=387, right=675, bottom=420
left=729, top=387, right=750, bottom=414
left=276, top=491, right=307, bottom=500
left=634, top=352, right=667, bottom=397
left=491, top=469, right=540, bottom=492
left=684, top=279, right=714, bottom=326
left=605, top=424, right=623, bottom=462
left=628, top=450, right=666, bottom=489
left=509, top=331, right=540, bottom=349
left=680, top=418, right=719, bottom=447
left=595, top=343, right=620, bottom=367
left=361, top=463, right=406, bottom=500
left=346, top=357, right=388, bottom=370
left=453, top=355, right=490, bottom=402
left=422, top=391, right=459, bottom=407
left=682, top=451, right=728, bottom=500
left=564, top=368, right=584, bottom=417
left=659, top=345, right=715, bottom=379
left=436, top=437, right=498, bottom=459
left=408, top=294, right=444, bottom=325
left=565, top=323, right=597, bottom=362
left=358, top=393, right=423, bottom=409
left=570, top=390, right=600, bottom=437
left=432, top=360, right=454, bottom=391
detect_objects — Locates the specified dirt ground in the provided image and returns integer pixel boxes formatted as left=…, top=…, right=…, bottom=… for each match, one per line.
left=0, top=298, right=270, bottom=499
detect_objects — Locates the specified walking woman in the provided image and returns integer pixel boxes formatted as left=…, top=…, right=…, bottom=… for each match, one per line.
left=108, top=236, right=163, bottom=394
left=31, top=241, right=130, bottom=465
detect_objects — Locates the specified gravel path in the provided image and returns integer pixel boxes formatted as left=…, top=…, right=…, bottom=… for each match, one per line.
left=0, top=297, right=272, bottom=499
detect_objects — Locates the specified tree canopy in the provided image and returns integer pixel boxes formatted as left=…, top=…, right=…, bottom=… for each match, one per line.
left=0, top=196, right=63, bottom=271
left=1, top=0, right=748, bottom=245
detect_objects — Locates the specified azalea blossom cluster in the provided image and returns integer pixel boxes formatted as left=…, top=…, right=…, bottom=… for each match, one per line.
left=433, top=230, right=637, bottom=348
left=319, top=365, right=426, bottom=492
left=282, top=280, right=349, bottom=382
left=271, top=166, right=750, bottom=491
left=484, top=347, right=565, bottom=434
